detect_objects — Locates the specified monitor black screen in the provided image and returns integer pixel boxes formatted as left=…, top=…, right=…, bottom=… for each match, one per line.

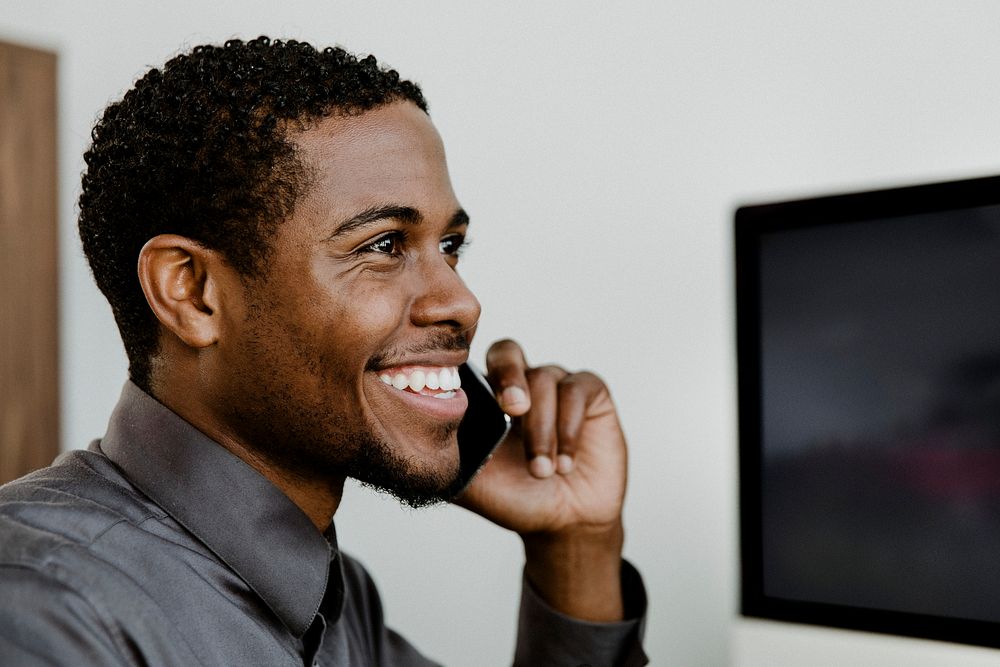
left=737, top=175, right=1000, bottom=648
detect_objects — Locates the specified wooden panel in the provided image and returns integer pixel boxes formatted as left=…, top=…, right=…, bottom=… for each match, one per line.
left=0, top=42, right=58, bottom=483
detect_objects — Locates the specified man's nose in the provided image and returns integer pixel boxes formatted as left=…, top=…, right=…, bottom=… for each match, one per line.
left=410, top=256, right=481, bottom=332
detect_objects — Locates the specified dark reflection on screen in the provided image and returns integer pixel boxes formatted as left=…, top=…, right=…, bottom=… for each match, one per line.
left=759, top=205, right=1000, bottom=622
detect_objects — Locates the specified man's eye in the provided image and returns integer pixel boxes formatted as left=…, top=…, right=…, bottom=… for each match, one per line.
left=362, top=232, right=403, bottom=255
left=439, top=234, right=468, bottom=256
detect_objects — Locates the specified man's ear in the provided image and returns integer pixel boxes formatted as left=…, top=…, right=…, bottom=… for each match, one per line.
left=137, top=234, right=231, bottom=349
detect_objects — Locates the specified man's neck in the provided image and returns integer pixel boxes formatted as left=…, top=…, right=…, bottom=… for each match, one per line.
left=149, top=372, right=346, bottom=531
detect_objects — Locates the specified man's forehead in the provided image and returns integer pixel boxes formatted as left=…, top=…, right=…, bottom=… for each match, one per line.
left=292, top=101, right=445, bottom=171
left=289, top=101, right=458, bottom=223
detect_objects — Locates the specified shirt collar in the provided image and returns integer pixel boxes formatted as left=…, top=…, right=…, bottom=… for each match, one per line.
left=98, top=381, right=332, bottom=637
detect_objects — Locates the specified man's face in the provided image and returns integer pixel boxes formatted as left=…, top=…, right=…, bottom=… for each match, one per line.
left=215, top=101, right=481, bottom=506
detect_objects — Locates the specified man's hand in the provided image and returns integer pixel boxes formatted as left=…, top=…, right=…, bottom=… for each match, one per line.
left=457, top=339, right=628, bottom=622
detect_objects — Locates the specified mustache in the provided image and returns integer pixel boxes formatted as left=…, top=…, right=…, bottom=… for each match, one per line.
left=365, top=331, right=471, bottom=371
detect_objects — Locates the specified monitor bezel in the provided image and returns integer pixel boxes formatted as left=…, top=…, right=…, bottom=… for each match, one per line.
left=736, top=173, right=1000, bottom=649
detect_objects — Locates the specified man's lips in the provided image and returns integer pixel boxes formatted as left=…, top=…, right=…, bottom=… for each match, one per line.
left=372, top=364, right=469, bottom=421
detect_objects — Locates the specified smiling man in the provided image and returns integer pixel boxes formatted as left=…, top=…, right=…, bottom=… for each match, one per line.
left=0, top=38, right=647, bottom=666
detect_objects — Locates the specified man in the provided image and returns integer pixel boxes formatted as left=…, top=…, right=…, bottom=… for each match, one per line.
left=0, top=37, right=647, bottom=665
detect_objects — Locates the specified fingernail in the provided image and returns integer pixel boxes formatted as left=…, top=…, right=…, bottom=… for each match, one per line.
left=501, top=386, right=528, bottom=409
left=556, top=454, right=574, bottom=475
left=529, top=455, right=554, bottom=478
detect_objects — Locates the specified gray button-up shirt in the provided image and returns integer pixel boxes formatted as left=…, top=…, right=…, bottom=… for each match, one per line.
left=0, top=382, right=647, bottom=665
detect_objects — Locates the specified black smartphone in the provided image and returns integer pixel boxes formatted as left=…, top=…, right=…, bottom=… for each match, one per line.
left=445, top=362, right=511, bottom=499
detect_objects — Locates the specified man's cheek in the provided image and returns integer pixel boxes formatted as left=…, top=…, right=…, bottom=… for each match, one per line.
left=345, top=291, right=408, bottom=337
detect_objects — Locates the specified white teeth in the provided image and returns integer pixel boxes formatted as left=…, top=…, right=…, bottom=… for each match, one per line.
left=426, top=371, right=440, bottom=390
left=392, top=373, right=408, bottom=390
left=439, top=368, right=454, bottom=391
left=379, top=366, right=460, bottom=395
left=438, top=368, right=462, bottom=391
left=408, top=370, right=426, bottom=392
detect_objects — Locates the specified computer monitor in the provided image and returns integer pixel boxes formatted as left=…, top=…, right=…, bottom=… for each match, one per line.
left=736, top=174, right=1000, bottom=648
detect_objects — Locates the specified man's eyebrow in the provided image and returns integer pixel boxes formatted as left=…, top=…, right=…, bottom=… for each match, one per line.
left=328, top=205, right=470, bottom=238
left=448, top=209, right=470, bottom=229
left=328, top=205, right=422, bottom=239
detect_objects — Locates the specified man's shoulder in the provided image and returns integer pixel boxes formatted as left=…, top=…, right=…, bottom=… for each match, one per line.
left=0, top=449, right=229, bottom=664
left=0, top=451, right=220, bottom=666
left=0, top=448, right=163, bottom=568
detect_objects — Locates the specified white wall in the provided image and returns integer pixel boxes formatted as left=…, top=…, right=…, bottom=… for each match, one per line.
left=3, top=1, right=1000, bottom=664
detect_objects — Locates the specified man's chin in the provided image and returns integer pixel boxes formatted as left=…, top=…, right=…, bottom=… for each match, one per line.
left=346, top=432, right=462, bottom=509
left=354, top=462, right=461, bottom=509
left=356, top=479, right=450, bottom=509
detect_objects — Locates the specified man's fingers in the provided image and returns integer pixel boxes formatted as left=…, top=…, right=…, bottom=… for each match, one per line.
left=483, top=340, right=611, bottom=479
left=523, top=365, right=567, bottom=478
left=554, top=371, right=607, bottom=475
left=485, top=339, right=531, bottom=415
left=554, top=376, right=586, bottom=474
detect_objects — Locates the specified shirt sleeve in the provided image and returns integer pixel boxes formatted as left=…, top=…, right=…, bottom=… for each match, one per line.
left=0, top=566, right=130, bottom=666
left=513, top=559, right=649, bottom=667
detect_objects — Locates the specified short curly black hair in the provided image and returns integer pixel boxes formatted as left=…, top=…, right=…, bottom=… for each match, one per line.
left=79, top=36, right=427, bottom=392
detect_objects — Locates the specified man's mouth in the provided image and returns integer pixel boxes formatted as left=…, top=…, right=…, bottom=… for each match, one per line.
left=377, top=366, right=462, bottom=399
